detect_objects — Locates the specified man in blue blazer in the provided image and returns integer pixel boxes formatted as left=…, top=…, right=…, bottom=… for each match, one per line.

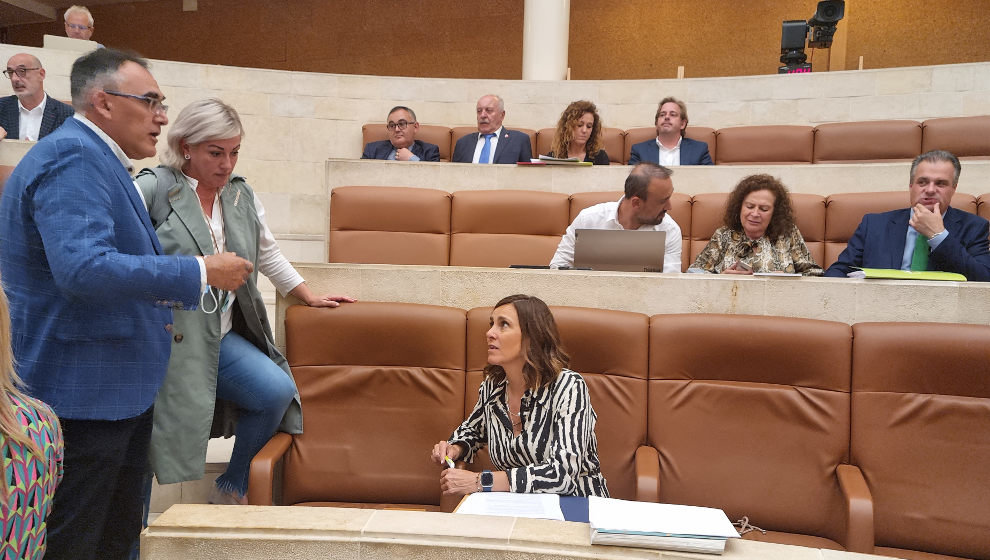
left=0, top=49, right=252, bottom=559
left=628, top=97, right=712, bottom=166
left=451, top=94, right=532, bottom=163
left=826, top=150, right=990, bottom=281
left=361, top=105, right=440, bottom=161
left=0, top=53, right=74, bottom=141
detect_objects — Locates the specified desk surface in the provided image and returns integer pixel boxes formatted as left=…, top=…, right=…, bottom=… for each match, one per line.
left=144, top=504, right=898, bottom=560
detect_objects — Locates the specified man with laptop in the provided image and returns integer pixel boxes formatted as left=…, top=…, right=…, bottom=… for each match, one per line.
left=550, top=162, right=682, bottom=272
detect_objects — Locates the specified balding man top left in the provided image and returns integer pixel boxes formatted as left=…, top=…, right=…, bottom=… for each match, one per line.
left=0, top=53, right=74, bottom=141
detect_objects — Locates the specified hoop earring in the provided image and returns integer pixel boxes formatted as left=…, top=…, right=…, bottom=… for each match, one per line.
left=184, top=154, right=191, bottom=160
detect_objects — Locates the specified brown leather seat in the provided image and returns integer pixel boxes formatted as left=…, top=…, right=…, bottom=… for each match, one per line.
left=851, top=322, right=990, bottom=560
left=622, top=126, right=716, bottom=165
left=715, top=125, right=814, bottom=164
left=813, top=121, right=922, bottom=163
left=980, top=193, right=990, bottom=222
left=0, top=164, right=13, bottom=198
left=361, top=123, right=453, bottom=161
left=463, top=305, right=651, bottom=501
left=250, top=303, right=468, bottom=509
left=329, top=186, right=451, bottom=265
left=921, top=116, right=990, bottom=160
left=646, top=314, right=859, bottom=551
left=449, top=190, right=569, bottom=267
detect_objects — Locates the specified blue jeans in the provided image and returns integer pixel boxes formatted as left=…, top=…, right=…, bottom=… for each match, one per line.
left=214, top=331, right=297, bottom=497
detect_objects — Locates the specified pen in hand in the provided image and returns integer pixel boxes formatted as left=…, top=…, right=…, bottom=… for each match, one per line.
left=444, top=455, right=455, bottom=468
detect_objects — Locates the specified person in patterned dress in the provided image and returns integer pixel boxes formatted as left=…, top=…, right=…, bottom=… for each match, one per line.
left=431, top=294, right=608, bottom=498
left=0, top=289, right=63, bottom=559
left=690, top=174, right=823, bottom=276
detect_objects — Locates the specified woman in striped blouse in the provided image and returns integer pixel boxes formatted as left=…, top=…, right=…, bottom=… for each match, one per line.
left=431, top=294, right=609, bottom=497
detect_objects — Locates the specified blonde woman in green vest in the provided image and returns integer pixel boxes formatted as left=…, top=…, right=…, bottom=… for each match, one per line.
left=135, top=98, right=354, bottom=505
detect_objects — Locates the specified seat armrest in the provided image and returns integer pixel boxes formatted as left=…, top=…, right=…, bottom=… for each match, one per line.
left=635, top=445, right=660, bottom=502
left=836, top=463, right=874, bottom=553
left=247, top=432, right=293, bottom=506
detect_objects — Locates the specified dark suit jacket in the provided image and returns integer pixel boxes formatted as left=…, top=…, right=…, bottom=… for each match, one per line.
left=0, top=117, right=202, bottom=420
left=0, top=94, right=75, bottom=140
left=361, top=139, right=440, bottom=161
left=627, top=136, right=713, bottom=165
left=825, top=207, right=990, bottom=281
left=452, top=127, right=532, bottom=163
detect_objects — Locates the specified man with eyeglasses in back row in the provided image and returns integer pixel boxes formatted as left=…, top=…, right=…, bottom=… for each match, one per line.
left=362, top=105, right=440, bottom=161
left=0, top=53, right=74, bottom=141
left=0, top=48, right=252, bottom=559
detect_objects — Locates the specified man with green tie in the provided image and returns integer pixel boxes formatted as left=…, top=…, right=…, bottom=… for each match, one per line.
left=825, top=150, right=990, bottom=281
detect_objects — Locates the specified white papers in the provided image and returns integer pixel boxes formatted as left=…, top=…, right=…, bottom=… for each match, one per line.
left=456, top=492, right=565, bottom=521
left=588, top=496, right=738, bottom=539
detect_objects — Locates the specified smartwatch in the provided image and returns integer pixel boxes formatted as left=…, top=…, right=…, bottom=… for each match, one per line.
left=480, top=470, right=494, bottom=492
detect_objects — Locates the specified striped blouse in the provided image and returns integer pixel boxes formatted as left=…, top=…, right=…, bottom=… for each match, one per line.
left=449, top=369, right=609, bottom=497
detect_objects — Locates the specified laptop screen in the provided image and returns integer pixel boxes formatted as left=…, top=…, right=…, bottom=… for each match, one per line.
left=573, top=229, right=666, bottom=272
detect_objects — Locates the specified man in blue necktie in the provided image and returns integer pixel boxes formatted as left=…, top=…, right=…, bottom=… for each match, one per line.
left=451, top=94, right=532, bottom=164
left=825, top=150, right=990, bottom=281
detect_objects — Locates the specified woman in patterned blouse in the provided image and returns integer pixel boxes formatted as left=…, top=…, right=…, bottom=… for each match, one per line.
left=0, top=290, right=63, bottom=559
left=431, top=294, right=608, bottom=497
left=690, top=174, right=823, bottom=276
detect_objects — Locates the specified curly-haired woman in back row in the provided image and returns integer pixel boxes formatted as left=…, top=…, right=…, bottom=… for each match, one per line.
left=546, top=100, right=610, bottom=165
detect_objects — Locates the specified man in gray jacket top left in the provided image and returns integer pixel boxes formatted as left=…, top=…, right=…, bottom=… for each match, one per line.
left=0, top=53, right=74, bottom=141
left=0, top=48, right=253, bottom=559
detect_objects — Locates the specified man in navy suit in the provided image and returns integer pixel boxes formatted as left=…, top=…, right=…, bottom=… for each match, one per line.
left=362, top=105, right=439, bottom=161
left=0, top=48, right=252, bottom=559
left=0, top=53, right=74, bottom=141
left=628, top=97, right=712, bottom=166
left=826, top=150, right=990, bottom=281
left=451, top=94, right=532, bottom=163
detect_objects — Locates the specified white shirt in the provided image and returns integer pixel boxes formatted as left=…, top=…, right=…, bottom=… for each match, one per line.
left=471, top=126, right=503, bottom=163
left=656, top=136, right=682, bottom=167
left=184, top=172, right=304, bottom=337
left=18, top=94, right=47, bottom=141
left=550, top=198, right=683, bottom=273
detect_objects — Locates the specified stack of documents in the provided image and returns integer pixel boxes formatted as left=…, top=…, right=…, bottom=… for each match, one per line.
left=588, top=496, right=739, bottom=554
left=455, top=493, right=739, bottom=554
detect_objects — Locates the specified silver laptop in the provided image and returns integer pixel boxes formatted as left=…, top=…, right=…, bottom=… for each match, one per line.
left=574, top=229, right=666, bottom=272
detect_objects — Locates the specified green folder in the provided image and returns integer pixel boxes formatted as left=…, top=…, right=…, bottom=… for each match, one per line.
left=856, top=268, right=967, bottom=281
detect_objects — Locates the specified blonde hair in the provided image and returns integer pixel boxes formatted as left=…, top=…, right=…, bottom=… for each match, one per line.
left=0, top=290, right=50, bottom=498
left=161, top=98, right=245, bottom=169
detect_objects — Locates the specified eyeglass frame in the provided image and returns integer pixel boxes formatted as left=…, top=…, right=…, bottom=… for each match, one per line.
left=386, top=120, right=416, bottom=131
left=103, top=90, right=169, bottom=116
left=2, top=67, right=41, bottom=79
left=65, top=23, right=92, bottom=31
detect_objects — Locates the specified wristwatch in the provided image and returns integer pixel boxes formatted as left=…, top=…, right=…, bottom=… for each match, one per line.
left=480, top=470, right=494, bottom=492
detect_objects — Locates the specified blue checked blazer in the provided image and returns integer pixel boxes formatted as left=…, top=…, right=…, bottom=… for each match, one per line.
left=0, top=117, right=202, bottom=420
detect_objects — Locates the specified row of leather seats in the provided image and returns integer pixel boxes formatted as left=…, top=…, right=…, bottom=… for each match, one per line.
left=328, top=186, right=990, bottom=272
left=362, top=115, right=990, bottom=164
left=249, top=302, right=990, bottom=560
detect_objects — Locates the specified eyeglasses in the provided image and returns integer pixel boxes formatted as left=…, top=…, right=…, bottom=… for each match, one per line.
left=103, top=90, right=169, bottom=116
left=386, top=120, right=415, bottom=131
left=66, top=23, right=92, bottom=31
left=2, top=67, right=40, bottom=79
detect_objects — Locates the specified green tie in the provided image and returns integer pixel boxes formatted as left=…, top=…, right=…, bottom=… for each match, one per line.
left=911, top=233, right=929, bottom=271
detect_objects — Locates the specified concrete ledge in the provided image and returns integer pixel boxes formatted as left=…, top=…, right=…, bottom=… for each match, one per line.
left=275, top=264, right=990, bottom=350
left=143, top=504, right=885, bottom=559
